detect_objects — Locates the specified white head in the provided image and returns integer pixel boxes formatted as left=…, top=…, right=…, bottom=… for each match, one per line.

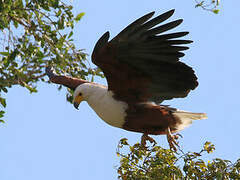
left=73, top=83, right=107, bottom=109
left=73, top=83, right=93, bottom=109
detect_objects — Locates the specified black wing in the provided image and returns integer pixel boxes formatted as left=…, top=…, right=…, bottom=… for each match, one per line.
left=92, top=10, right=198, bottom=104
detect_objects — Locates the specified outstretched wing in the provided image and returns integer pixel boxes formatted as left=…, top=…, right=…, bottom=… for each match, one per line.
left=92, top=10, right=198, bottom=104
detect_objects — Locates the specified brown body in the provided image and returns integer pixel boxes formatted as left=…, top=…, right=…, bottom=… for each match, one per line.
left=123, top=103, right=179, bottom=135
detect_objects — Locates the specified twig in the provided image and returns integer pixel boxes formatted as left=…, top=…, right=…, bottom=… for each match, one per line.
left=194, top=0, right=219, bottom=12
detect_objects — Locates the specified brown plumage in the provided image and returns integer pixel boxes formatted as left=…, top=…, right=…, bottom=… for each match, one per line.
left=46, top=10, right=207, bottom=151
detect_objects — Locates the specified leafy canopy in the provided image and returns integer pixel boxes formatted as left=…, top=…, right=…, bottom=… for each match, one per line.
left=0, top=0, right=103, bottom=122
left=117, top=138, right=240, bottom=180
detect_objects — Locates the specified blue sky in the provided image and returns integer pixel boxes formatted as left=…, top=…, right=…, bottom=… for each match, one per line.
left=1, top=0, right=240, bottom=179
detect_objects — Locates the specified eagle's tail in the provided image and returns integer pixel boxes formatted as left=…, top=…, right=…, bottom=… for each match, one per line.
left=172, top=110, right=207, bottom=131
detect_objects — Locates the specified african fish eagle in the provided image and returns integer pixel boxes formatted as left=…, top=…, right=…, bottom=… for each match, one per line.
left=46, top=9, right=207, bottom=151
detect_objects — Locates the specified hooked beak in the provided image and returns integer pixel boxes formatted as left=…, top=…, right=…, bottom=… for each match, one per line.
left=73, top=95, right=83, bottom=110
left=74, top=102, right=80, bottom=110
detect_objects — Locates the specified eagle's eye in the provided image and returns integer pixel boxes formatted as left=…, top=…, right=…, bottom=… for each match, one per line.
left=78, top=92, right=82, bottom=96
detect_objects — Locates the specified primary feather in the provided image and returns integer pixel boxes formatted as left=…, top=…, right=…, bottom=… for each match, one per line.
left=92, top=9, right=198, bottom=104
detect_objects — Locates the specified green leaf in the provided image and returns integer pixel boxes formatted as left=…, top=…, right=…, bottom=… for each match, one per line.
left=56, top=9, right=62, bottom=17
left=0, top=110, right=5, bottom=118
left=13, top=21, right=19, bottom=28
left=204, top=141, right=215, bottom=153
left=1, top=87, right=8, bottom=93
left=74, top=12, right=85, bottom=22
left=0, top=52, right=9, bottom=56
left=68, top=31, right=73, bottom=39
left=213, top=9, right=220, bottom=14
left=120, top=138, right=129, bottom=145
left=26, top=85, right=38, bottom=93
left=0, top=97, right=6, bottom=108
left=0, top=120, right=5, bottom=123
left=193, top=152, right=201, bottom=157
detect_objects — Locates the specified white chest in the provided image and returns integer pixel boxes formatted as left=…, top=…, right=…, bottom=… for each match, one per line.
left=86, top=89, right=128, bottom=128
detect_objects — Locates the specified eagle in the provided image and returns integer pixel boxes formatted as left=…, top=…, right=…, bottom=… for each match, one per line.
left=46, top=9, right=207, bottom=151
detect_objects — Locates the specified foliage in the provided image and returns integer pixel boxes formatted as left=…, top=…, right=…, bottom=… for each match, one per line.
left=0, top=0, right=103, bottom=121
left=117, top=138, right=240, bottom=179
left=195, top=0, right=220, bottom=13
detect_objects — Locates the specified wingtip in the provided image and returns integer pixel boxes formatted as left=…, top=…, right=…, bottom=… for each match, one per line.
left=178, top=19, right=184, bottom=24
left=45, top=66, right=56, bottom=79
left=168, top=9, right=175, bottom=15
left=172, top=19, right=184, bottom=27
left=104, top=31, right=110, bottom=39
left=144, top=11, right=155, bottom=19
left=145, top=10, right=176, bottom=18
left=149, top=11, right=155, bottom=16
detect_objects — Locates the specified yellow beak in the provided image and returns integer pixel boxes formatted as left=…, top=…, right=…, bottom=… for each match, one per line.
left=73, top=95, right=83, bottom=110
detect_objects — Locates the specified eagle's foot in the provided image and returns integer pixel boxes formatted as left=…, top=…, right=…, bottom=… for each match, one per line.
left=166, top=127, right=180, bottom=151
left=141, top=133, right=156, bottom=147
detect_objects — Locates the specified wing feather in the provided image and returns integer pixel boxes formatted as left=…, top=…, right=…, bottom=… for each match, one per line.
left=92, top=10, right=198, bottom=104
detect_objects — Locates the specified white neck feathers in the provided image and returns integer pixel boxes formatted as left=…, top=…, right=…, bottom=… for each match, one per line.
left=74, top=83, right=128, bottom=128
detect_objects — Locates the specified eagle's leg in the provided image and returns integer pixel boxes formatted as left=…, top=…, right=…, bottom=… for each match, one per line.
left=141, top=133, right=156, bottom=147
left=166, top=127, right=180, bottom=151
